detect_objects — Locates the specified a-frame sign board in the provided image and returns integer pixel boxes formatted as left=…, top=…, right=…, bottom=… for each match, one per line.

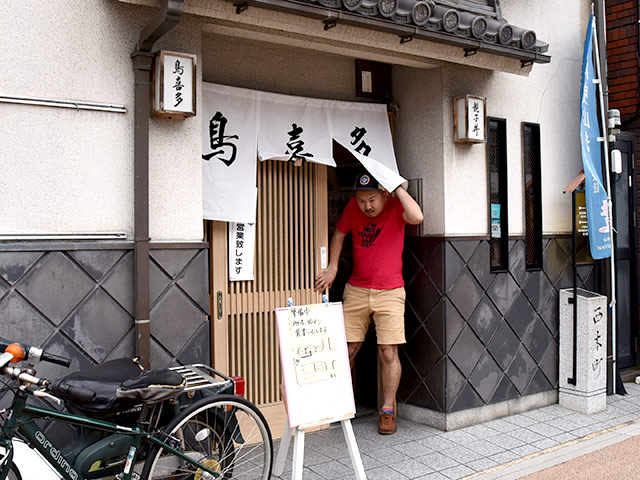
left=273, top=299, right=366, bottom=480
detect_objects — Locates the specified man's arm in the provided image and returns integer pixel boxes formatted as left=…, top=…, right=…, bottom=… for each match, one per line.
left=396, top=186, right=424, bottom=225
left=314, top=228, right=347, bottom=292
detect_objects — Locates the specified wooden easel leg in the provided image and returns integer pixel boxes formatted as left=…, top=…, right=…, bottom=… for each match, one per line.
left=341, top=420, right=367, bottom=480
left=291, top=428, right=305, bottom=480
left=273, top=419, right=293, bottom=477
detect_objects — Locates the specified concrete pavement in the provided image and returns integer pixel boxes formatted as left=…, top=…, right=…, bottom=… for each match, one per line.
left=273, top=382, right=640, bottom=479
left=471, top=419, right=640, bottom=479
left=520, top=425, right=640, bottom=480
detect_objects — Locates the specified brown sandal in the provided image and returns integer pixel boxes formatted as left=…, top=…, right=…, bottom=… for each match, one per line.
left=378, top=412, right=397, bottom=435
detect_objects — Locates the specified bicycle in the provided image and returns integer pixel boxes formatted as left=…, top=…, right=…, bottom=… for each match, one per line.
left=0, top=338, right=273, bottom=480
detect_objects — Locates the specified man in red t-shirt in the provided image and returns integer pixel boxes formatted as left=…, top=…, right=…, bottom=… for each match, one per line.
left=314, top=173, right=423, bottom=434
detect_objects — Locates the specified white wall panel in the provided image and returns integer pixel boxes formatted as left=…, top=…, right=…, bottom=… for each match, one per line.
left=442, top=0, right=590, bottom=236
left=0, top=1, right=204, bottom=241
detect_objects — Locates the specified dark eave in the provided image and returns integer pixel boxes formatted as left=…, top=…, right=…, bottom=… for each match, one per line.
left=226, top=0, right=551, bottom=65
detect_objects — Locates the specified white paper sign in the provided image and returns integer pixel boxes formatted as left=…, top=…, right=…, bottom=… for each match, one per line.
left=467, top=97, right=485, bottom=141
left=276, top=302, right=355, bottom=429
left=163, top=54, right=194, bottom=114
left=228, top=222, right=256, bottom=281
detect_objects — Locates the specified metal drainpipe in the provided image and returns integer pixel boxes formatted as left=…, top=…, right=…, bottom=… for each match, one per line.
left=595, top=0, right=608, bottom=112
left=131, top=0, right=184, bottom=369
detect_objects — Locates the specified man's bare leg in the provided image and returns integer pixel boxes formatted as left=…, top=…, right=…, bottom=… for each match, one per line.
left=378, top=344, right=401, bottom=411
left=348, top=342, right=362, bottom=369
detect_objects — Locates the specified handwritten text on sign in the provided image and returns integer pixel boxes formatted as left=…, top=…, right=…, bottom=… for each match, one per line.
left=289, top=306, right=340, bottom=385
left=276, top=302, right=355, bottom=429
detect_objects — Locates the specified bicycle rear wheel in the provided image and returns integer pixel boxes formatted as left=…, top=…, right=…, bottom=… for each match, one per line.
left=141, top=394, right=272, bottom=480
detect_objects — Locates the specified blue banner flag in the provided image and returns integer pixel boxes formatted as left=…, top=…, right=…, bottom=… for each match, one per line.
left=580, top=15, right=611, bottom=259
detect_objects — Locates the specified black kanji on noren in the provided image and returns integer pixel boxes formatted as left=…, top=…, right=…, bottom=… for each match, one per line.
left=286, top=123, right=314, bottom=162
left=202, top=111, right=239, bottom=166
left=350, top=126, right=371, bottom=156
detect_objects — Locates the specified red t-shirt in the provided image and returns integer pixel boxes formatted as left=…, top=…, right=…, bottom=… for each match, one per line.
left=336, top=196, right=406, bottom=289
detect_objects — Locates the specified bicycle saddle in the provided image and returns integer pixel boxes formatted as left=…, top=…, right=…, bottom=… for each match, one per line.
left=51, top=358, right=186, bottom=413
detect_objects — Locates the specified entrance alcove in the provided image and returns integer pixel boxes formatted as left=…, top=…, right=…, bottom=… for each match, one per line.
left=201, top=29, right=447, bottom=426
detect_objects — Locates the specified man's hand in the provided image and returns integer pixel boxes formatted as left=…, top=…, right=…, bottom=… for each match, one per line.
left=396, top=186, right=424, bottom=225
left=314, top=229, right=345, bottom=293
left=314, top=265, right=337, bottom=292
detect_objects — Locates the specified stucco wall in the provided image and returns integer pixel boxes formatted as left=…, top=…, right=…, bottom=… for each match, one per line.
left=200, top=0, right=591, bottom=237
left=393, top=66, right=445, bottom=234
left=2, top=0, right=590, bottom=240
left=202, top=34, right=358, bottom=101
left=442, top=0, right=590, bottom=236
left=0, top=0, right=203, bottom=241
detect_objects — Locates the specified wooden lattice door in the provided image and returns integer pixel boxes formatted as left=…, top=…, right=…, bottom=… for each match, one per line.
left=208, top=160, right=328, bottom=434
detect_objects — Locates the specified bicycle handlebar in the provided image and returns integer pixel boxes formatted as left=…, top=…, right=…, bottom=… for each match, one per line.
left=0, top=352, right=14, bottom=369
left=0, top=337, right=72, bottom=368
left=41, top=351, right=72, bottom=368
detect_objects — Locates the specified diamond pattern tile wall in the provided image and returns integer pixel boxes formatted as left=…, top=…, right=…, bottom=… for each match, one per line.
left=506, top=293, right=538, bottom=338
left=0, top=251, right=43, bottom=284
left=469, top=352, right=503, bottom=402
left=488, top=321, right=520, bottom=370
left=0, top=244, right=206, bottom=441
left=401, top=236, right=591, bottom=414
left=61, top=289, right=132, bottom=363
left=523, top=271, right=554, bottom=312
left=508, top=241, right=528, bottom=287
left=543, top=240, right=569, bottom=284
left=468, top=296, right=502, bottom=344
left=449, top=326, right=484, bottom=377
left=17, top=252, right=93, bottom=325
left=0, top=245, right=210, bottom=373
left=102, top=253, right=135, bottom=315
left=150, top=285, right=206, bottom=357
left=403, top=324, right=442, bottom=378
left=0, top=293, right=55, bottom=345
left=150, top=249, right=199, bottom=278
left=150, top=248, right=210, bottom=367
left=447, top=268, right=483, bottom=319
left=490, top=375, right=520, bottom=403
left=401, top=238, right=449, bottom=411
left=507, top=343, right=539, bottom=394
left=488, top=273, right=520, bottom=315
left=405, top=268, right=441, bottom=319
left=0, top=281, right=7, bottom=302
left=467, top=242, right=493, bottom=289
left=177, top=251, right=211, bottom=314
left=68, top=250, right=125, bottom=281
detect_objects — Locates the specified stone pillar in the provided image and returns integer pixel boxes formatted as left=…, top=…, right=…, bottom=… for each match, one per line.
left=559, top=288, right=607, bottom=414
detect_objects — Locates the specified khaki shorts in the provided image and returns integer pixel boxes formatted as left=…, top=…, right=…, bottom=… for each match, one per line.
left=342, top=283, right=406, bottom=345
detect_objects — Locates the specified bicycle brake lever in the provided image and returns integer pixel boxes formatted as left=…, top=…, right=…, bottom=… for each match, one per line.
left=34, top=389, right=62, bottom=406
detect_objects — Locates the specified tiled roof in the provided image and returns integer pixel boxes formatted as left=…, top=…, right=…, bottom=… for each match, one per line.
left=231, top=0, right=550, bottom=64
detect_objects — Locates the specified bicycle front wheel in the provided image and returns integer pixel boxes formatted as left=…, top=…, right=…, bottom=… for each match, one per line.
left=3, top=462, right=22, bottom=480
left=141, top=394, right=272, bottom=480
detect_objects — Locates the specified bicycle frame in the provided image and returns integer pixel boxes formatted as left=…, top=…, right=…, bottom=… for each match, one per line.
left=0, top=391, right=222, bottom=480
